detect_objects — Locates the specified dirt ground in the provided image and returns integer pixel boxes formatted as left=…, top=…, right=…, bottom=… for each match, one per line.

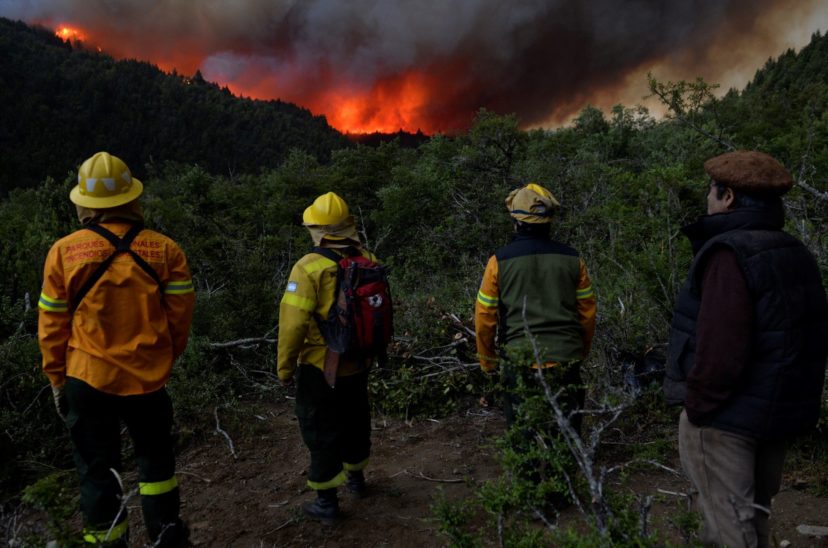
left=98, top=393, right=826, bottom=547
left=9, top=394, right=828, bottom=547
left=172, top=399, right=505, bottom=547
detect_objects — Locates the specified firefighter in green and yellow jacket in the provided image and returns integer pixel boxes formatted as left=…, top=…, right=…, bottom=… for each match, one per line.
left=475, top=183, right=596, bottom=430
left=277, top=192, right=378, bottom=524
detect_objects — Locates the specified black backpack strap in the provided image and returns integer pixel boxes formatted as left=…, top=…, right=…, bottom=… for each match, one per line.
left=70, top=224, right=162, bottom=313
left=312, top=246, right=345, bottom=265
left=312, top=246, right=365, bottom=262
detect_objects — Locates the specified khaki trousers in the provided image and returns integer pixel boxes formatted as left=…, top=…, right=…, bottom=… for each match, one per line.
left=678, top=410, right=786, bottom=548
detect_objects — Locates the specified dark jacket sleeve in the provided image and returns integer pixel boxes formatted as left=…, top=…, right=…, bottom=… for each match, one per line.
left=685, top=247, right=753, bottom=426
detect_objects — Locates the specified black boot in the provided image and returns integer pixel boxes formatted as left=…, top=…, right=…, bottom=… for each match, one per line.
left=302, top=488, right=340, bottom=525
left=346, top=470, right=366, bottom=498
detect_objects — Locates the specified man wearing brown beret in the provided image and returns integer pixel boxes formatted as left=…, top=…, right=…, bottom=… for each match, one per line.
left=665, top=151, right=828, bottom=547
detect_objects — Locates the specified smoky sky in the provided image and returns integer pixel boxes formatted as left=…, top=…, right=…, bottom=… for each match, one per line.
left=1, top=0, right=825, bottom=132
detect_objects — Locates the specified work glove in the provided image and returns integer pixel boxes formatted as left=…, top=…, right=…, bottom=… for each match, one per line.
left=52, top=385, right=68, bottom=421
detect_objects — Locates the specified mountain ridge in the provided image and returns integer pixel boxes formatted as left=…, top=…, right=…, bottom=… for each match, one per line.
left=0, top=17, right=350, bottom=192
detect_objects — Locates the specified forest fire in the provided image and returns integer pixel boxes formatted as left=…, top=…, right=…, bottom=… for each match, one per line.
left=318, top=72, right=432, bottom=135
left=54, top=24, right=84, bottom=42
left=49, top=22, right=438, bottom=134
left=311, top=68, right=472, bottom=135
left=17, top=0, right=821, bottom=136
left=283, top=70, right=445, bottom=135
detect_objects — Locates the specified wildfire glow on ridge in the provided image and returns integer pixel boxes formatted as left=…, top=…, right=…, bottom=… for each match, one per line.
left=28, top=0, right=825, bottom=135
left=54, top=24, right=85, bottom=42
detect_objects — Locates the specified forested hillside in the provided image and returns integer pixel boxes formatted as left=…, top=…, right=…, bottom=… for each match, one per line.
left=1, top=23, right=827, bottom=547
left=0, top=17, right=350, bottom=193
left=722, top=30, right=828, bottom=178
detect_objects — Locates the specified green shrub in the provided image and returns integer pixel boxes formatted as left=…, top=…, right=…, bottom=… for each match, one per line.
left=20, top=471, right=79, bottom=546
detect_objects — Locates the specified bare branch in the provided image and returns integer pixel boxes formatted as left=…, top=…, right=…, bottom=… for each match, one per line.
left=21, top=383, right=52, bottom=416
left=531, top=506, right=558, bottom=531
left=639, top=495, right=653, bottom=538
left=447, top=312, right=476, bottom=339
left=263, top=517, right=299, bottom=536
left=214, top=407, right=238, bottom=459
left=497, top=510, right=505, bottom=548
left=356, top=205, right=371, bottom=249
left=177, top=470, right=212, bottom=483
left=518, top=295, right=652, bottom=536
left=647, top=74, right=736, bottom=150
left=210, top=334, right=276, bottom=349
left=14, top=292, right=31, bottom=335
left=405, top=469, right=464, bottom=483
left=657, top=488, right=690, bottom=498
left=104, top=469, right=138, bottom=544
left=416, top=363, right=478, bottom=380
left=797, top=179, right=828, bottom=201
left=603, top=459, right=681, bottom=479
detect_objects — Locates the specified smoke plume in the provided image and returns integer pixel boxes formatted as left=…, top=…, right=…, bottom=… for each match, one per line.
left=2, top=0, right=826, bottom=133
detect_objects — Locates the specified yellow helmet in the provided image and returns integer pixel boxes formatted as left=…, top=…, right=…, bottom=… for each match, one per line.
left=69, top=152, right=143, bottom=209
left=505, top=182, right=560, bottom=224
left=303, top=192, right=350, bottom=226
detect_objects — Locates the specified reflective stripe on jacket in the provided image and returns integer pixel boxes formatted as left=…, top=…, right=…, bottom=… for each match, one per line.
left=474, top=233, right=596, bottom=371
left=38, top=222, right=195, bottom=395
left=277, top=247, right=378, bottom=382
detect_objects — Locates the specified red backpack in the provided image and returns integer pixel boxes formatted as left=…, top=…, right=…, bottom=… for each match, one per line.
left=313, top=247, right=393, bottom=368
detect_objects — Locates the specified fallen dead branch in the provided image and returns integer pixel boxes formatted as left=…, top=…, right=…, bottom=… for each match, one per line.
left=405, top=469, right=463, bottom=483
left=21, top=384, right=51, bottom=416
left=657, top=488, right=689, bottom=498
left=447, top=312, right=476, bottom=339
left=209, top=336, right=276, bottom=349
left=177, top=470, right=212, bottom=483
left=105, top=469, right=138, bottom=544
left=263, top=517, right=298, bottom=536
left=604, top=459, right=681, bottom=478
left=214, top=407, right=238, bottom=459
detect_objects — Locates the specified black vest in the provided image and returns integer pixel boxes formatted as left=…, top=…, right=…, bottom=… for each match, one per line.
left=666, top=208, right=828, bottom=441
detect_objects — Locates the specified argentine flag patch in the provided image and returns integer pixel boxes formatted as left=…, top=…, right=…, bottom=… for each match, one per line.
left=286, top=281, right=298, bottom=293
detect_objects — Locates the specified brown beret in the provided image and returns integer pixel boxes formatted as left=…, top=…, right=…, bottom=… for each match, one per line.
left=704, top=150, right=793, bottom=195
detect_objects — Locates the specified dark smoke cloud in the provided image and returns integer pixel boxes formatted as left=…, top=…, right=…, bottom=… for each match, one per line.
left=1, top=0, right=825, bottom=132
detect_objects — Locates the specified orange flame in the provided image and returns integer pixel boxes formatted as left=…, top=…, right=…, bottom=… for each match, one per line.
left=321, top=72, right=432, bottom=134
left=317, top=66, right=474, bottom=134
left=55, top=24, right=85, bottom=42
left=219, top=65, right=471, bottom=134
left=49, top=24, right=467, bottom=134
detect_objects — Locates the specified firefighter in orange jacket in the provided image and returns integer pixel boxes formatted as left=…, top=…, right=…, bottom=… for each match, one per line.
left=475, top=183, right=596, bottom=430
left=38, top=152, right=195, bottom=547
left=277, top=192, right=378, bottom=524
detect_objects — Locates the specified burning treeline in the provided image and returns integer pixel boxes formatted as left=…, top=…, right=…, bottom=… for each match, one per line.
left=8, top=0, right=826, bottom=133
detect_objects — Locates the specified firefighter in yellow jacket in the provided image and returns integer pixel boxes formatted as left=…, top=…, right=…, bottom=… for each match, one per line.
left=475, top=183, right=596, bottom=430
left=38, top=152, right=195, bottom=547
left=278, top=192, right=378, bottom=524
